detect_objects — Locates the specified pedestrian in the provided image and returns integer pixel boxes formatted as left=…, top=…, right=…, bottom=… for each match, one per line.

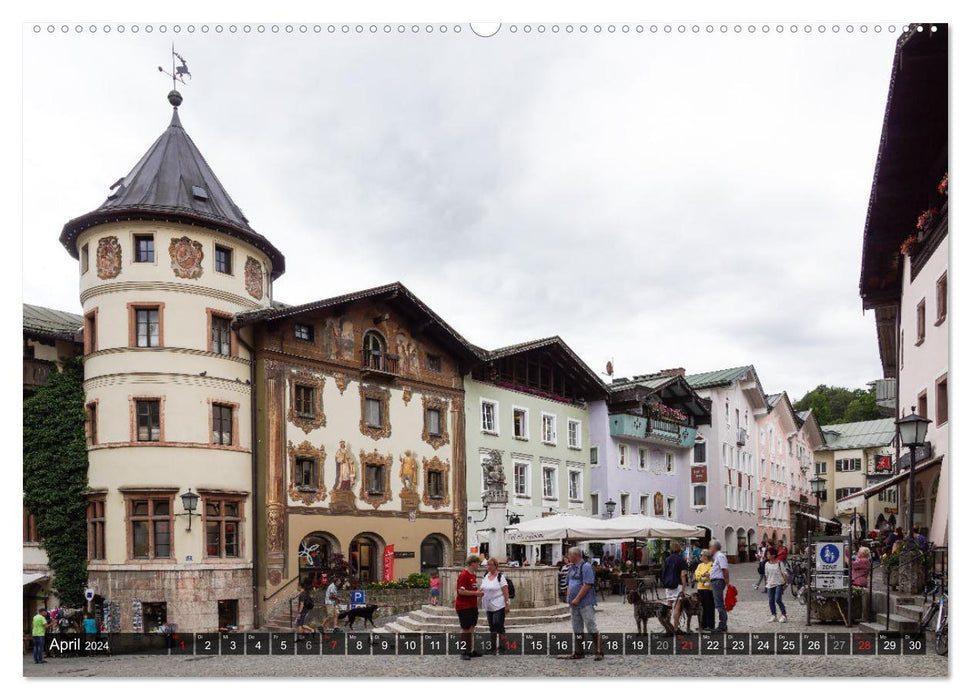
left=480, top=557, right=510, bottom=654
left=852, top=546, right=872, bottom=587
left=777, top=541, right=789, bottom=562
left=764, top=547, right=788, bottom=623
left=455, top=555, right=484, bottom=660
left=430, top=570, right=441, bottom=606
left=558, top=546, right=603, bottom=660
left=662, top=541, right=689, bottom=633
left=709, top=540, right=730, bottom=633
left=294, top=580, right=315, bottom=635
left=912, top=527, right=929, bottom=551
left=695, top=551, right=715, bottom=631
left=31, top=607, right=49, bottom=664
left=558, top=557, right=571, bottom=602
left=754, top=541, right=767, bottom=591
left=323, top=575, right=343, bottom=631
left=82, top=611, right=98, bottom=635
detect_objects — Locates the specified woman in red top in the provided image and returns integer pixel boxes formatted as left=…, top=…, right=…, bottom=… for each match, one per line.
left=851, top=546, right=872, bottom=587
left=455, top=555, right=484, bottom=660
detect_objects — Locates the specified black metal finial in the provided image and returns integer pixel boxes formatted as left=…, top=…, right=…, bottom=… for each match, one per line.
left=159, top=43, right=191, bottom=105
left=168, top=90, right=183, bottom=107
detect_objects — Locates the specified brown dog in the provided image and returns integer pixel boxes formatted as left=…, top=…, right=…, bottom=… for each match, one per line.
left=676, top=591, right=703, bottom=633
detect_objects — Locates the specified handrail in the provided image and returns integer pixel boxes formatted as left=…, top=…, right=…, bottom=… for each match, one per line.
left=263, top=574, right=301, bottom=602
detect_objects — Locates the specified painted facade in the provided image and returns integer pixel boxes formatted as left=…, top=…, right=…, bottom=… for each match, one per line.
left=241, top=284, right=480, bottom=620
left=685, top=366, right=769, bottom=562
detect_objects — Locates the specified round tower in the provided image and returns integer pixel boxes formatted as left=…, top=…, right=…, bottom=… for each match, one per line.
left=59, top=90, right=286, bottom=633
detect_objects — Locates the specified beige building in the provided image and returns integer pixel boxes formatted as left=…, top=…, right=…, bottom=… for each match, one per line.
left=58, top=90, right=285, bottom=632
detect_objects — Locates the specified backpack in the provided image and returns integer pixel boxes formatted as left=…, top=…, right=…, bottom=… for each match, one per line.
left=501, top=573, right=516, bottom=600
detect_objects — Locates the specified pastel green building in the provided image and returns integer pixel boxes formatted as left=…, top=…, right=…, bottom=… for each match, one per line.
left=463, top=337, right=606, bottom=564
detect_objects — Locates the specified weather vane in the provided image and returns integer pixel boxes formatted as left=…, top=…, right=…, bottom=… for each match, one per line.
left=158, top=44, right=191, bottom=91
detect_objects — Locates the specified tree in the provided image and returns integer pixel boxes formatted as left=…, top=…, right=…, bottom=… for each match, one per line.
left=793, top=384, right=883, bottom=425
left=23, top=355, right=89, bottom=607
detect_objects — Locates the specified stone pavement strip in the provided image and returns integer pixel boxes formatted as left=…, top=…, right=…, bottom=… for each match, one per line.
left=23, top=564, right=948, bottom=678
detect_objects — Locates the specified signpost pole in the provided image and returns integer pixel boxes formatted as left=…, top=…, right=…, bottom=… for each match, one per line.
left=807, top=536, right=813, bottom=627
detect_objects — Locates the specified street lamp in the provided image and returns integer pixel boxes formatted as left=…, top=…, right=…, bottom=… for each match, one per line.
left=605, top=498, right=616, bottom=519
left=809, top=475, right=827, bottom=534
left=177, top=489, right=200, bottom=532
left=896, top=407, right=931, bottom=537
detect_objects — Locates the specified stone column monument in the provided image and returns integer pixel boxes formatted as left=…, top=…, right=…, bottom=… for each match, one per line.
left=480, top=449, right=509, bottom=561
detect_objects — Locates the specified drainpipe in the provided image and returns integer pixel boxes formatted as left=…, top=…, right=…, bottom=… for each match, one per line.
left=235, top=326, right=260, bottom=629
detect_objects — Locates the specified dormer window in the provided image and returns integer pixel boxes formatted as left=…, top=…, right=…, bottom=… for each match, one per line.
left=294, top=323, right=314, bottom=342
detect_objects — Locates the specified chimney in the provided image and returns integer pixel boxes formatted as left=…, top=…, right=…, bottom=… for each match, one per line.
left=657, top=367, right=685, bottom=377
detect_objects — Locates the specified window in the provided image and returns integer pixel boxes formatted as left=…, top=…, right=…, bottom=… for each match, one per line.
left=693, top=485, right=707, bottom=508
left=513, top=408, right=528, bottom=439
left=86, top=402, right=98, bottom=446
left=666, top=497, right=675, bottom=519
left=568, top=470, right=582, bottom=501
left=426, top=354, right=442, bottom=372
left=427, top=470, right=445, bottom=499
left=135, top=399, right=161, bottom=442
left=218, top=600, right=238, bottom=630
left=590, top=493, right=599, bottom=516
left=936, top=375, right=948, bottom=426
left=567, top=419, right=581, bottom=449
left=542, top=414, right=557, bottom=444
left=365, top=398, right=383, bottom=429
left=81, top=243, right=89, bottom=273
left=134, top=234, right=155, bottom=263
left=638, top=448, right=647, bottom=470
left=618, top=444, right=628, bottom=467
left=916, top=299, right=926, bottom=344
left=665, top=453, right=674, bottom=473
left=639, top=495, right=649, bottom=515
left=85, top=499, right=105, bottom=558
left=936, top=272, right=947, bottom=324
left=295, top=385, right=316, bottom=418
left=205, top=499, right=241, bottom=558
left=722, top=443, right=729, bottom=468
left=134, top=307, right=161, bottom=347
left=142, top=603, right=168, bottom=633
left=129, top=496, right=172, bottom=559
left=513, top=461, right=529, bottom=497
left=900, top=329, right=904, bottom=370
left=693, top=441, right=706, bottom=464
left=542, top=465, right=557, bottom=499
left=425, top=407, right=442, bottom=437
left=620, top=493, right=629, bottom=515
left=366, top=464, right=385, bottom=495
left=481, top=400, right=497, bottom=434
left=917, top=391, right=928, bottom=419
left=836, top=487, right=862, bottom=501
left=590, top=445, right=599, bottom=466
left=295, top=458, right=317, bottom=489
left=835, top=458, right=862, bottom=472
left=84, top=309, right=98, bottom=354
left=294, top=323, right=314, bottom=342
left=215, top=245, right=233, bottom=274
left=212, top=404, right=234, bottom=445
left=210, top=313, right=232, bottom=355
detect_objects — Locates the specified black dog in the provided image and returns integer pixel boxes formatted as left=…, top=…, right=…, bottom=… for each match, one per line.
left=338, top=605, right=380, bottom=630
left=627, top=591, right=677, bottom=635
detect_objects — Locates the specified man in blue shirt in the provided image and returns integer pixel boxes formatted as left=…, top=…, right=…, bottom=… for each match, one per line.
left=558, top=546, right=602, bottom=660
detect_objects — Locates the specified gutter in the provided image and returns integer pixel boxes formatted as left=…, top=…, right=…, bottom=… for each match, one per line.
left=235, top=326, right=260, bottom=630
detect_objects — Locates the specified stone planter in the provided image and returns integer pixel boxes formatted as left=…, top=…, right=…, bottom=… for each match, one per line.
left=810, top=591, right=864, bottom=624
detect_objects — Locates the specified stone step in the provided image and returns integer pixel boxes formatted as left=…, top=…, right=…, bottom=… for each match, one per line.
left=411, top=604, right=571, bottom=618
left=895, top=604, right=926, bottom=621
left=860, top=614, right=921, bottom=632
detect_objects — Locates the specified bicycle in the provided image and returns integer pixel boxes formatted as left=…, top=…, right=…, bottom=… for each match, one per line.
left=919, top=574, right=947, bottom=656
left=787, top=557, right=809, bottom=604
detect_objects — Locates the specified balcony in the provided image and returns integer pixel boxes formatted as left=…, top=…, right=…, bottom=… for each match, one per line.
left=609, top=413, right=697, bottom=448
left=23, top=358, right=54, bottom=393
left=360, top=352, right=400, bottom=380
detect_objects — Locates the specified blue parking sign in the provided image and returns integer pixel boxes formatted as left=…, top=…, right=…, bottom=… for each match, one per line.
left=351, top=590, right=365, bottom=606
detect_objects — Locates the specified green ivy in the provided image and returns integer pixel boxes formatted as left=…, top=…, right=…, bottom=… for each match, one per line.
left=23, top=355, right=89, bottom=607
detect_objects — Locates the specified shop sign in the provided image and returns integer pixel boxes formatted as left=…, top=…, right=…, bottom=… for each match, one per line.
left=691, top=466, right=708, bottom=483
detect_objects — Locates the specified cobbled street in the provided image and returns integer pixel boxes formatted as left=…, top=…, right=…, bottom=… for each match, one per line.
left=23, top=564, right=948, bottom=678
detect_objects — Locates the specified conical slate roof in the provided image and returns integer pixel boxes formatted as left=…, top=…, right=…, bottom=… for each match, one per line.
left=59, top=91, right=286, bottom=278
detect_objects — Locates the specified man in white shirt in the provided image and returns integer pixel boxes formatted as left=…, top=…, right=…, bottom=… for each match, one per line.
left=323, top=576, right=343, bottom=632
left=708, top=540, right=730, bottom=633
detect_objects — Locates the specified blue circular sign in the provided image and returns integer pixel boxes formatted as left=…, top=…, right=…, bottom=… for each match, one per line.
left=820, top=543, right=840, bottom=565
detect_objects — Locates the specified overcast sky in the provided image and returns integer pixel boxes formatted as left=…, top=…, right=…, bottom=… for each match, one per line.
left=22, top=25, right=901, bottom=399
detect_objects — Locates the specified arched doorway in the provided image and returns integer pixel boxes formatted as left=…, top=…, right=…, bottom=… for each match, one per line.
left=723, top=527, right=737, bottom=560
left=747, top=529, right=757, bottom=560
left=350, top=532, right=385, bottom=583
left=736, top=527, right=748, bottom=562
left=298, top=531, right=340, bottom=586
left=420, top=534, right=452, bottom=575
left=362, top=330, right=388, bottom=370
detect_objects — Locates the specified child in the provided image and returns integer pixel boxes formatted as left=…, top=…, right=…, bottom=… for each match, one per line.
left=430, top=571, right=441, bottom=606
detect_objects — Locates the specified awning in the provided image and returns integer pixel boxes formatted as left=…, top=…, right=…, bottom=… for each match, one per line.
left=835, top=456, right=943, bottom=513
left=475, top=529, right=494, bottom=544
left=795, top=511, right=841, bottom=527
left=23, top=572, right=49, bottom=586
left=504, top=512, right=705, bottom=543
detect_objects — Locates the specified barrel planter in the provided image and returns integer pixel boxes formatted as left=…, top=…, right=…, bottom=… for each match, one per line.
left=809, top=590, right=864, bottom=623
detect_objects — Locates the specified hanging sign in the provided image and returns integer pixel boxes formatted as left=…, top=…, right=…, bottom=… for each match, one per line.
left=875, top=456, right=893, bottom=472
left=691, top=466, right=708, bottom=483
left=382, top=545, right=395, bottom=581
